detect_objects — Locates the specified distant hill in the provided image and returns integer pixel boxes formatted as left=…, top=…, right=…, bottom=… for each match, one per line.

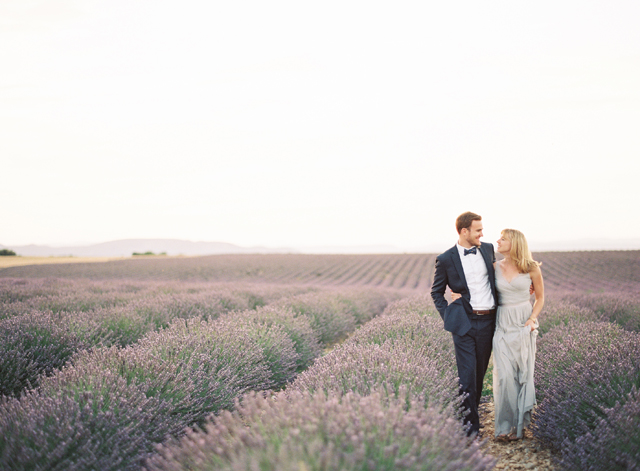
left=0, top=239, right=296, bottom=257
left=412, top=239, right=640, bottom=253
left=1, top=238, right=639, bottom=257
left=296, top=244, right=406, bottom=254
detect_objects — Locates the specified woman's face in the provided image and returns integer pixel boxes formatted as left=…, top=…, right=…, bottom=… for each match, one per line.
left=497, top=234, right=512, bottom=254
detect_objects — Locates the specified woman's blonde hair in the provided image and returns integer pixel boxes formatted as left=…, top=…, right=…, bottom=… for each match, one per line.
left=501, top=228, right=540, bottom=273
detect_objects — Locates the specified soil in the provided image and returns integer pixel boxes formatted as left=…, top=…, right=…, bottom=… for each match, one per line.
left=478, top=400, right=559, bottom=470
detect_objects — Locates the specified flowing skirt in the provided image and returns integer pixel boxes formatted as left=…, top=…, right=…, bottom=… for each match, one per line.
left=493, top=301, right=538, bottom=438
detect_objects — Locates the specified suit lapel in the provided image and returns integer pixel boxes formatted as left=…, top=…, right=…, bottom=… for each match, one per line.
left=479, top=243, right=493, bottom=273
left=449, top=245, right=468, bottom=288
left=479, top=243, right=497, bottom=300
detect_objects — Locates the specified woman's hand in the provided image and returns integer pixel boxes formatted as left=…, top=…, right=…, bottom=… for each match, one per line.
left=450, top=291, right=462, bottom=301
left=524, top=317, right=537, bottom=332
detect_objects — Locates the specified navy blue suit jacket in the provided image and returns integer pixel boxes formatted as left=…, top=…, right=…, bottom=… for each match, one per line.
left=430, top=242, right=497, bottom=336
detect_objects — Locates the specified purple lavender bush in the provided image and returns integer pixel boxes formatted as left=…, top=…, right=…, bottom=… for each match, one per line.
left=535, top=297, right=603, bottom=336
left=347, top=296, right=457, bottom=395
left=3, top=280, right=134, bottom=315
left=275, top=292, right=355, bottom=345
left=73, top=314, right=298, bottom=423
left=213, top=316, right=300, bottom=389
left=555, top=290, right=640, bottom=332
left=0, top=311, right=107, bottom=396
left=559, top=388, right=640, bottom=471
left=0, top=367, right=178, bottom=471
left=533, top=321, right=640, bottom=457
left=238, top=305, right=321, bottom=372
left=292, top=295, right=460, bottom=413
left=145, top=388, right=496, bottom=471
left=291, top=342, right=460, bottom=414
left=0, top=278, right=58, bottom=304
left=275, top=289, right=395, bottom=345
left=534, top=321, right=640, bottom=400
left=346, top=295, right=443, bottom=348
left=332, top=288, right=394, bottom=324
left=89, top=305, right=156, bottom=346
left=0, top=278, right=65, bottom=320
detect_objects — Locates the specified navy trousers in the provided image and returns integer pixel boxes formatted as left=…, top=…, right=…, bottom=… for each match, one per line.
left=451, top=312, right=495, bottom=435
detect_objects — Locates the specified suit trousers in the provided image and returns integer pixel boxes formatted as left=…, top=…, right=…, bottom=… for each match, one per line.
left=451, top=312, right=496, bottom=435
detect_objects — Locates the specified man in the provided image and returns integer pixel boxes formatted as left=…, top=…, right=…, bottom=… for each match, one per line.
left=431, top=211, right=497, bottom=436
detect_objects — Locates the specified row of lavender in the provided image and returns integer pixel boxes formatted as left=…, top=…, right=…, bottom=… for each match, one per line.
left=532, top=296, right=640, bottom=470
left=535, top=251, right=640, bottom=295
left=548, top=290, right=640, bottom=333
left=0, top=286, right=396, bottom=470
left=0, top=278, right=307, bottom=319
left=0, top=278, right=327, bottom=397
left=146, top=296, right=497, bottom=471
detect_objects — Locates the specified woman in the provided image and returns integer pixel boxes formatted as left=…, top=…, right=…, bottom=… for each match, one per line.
left=492, top=228, right=544, bottom=441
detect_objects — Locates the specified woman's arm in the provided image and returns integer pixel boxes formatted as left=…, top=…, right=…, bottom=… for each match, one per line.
left=525, top=266, right=544, bottom=331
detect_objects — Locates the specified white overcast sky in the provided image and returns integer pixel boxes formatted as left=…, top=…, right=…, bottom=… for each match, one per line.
left=1, top=0, right=639, bottom=251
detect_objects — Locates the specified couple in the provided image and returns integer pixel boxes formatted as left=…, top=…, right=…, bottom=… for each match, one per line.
left=431, top=211, right=544, bottom=441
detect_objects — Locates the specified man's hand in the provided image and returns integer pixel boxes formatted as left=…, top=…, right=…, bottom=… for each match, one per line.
left=530, top=282, right=535, bottom=295
left=450, top=291, right=462, bottom=301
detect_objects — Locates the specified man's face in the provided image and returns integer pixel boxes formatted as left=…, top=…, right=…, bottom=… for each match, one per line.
left=462, top=220, right=483, bottom=247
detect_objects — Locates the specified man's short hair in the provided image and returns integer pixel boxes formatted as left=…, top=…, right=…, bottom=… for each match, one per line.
left=456, top=211, right=482, bottom=234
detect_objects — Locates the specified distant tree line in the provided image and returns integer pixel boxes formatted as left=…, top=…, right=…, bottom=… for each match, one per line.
left=132, top=251, right=167, bottom=256
left=0, top=249, right=16, bottom=256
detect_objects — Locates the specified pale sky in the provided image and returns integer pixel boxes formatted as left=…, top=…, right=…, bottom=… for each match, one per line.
left=2, top=0, right=639, bottom=251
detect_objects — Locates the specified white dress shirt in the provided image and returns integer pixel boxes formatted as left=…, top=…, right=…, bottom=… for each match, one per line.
left=456, top=243, right=495, bottom=310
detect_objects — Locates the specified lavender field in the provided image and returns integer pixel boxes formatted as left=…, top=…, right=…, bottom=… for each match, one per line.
left=1, top=251, right=639, bottom=470
left=2, top=250, right=639, bottom=294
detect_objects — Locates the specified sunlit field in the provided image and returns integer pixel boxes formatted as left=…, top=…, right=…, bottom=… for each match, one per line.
left=0, top=256, right=131, bottom=269
left=0, top=254, right=201, bottom=270
left=0, top=251, right=638, bottom=470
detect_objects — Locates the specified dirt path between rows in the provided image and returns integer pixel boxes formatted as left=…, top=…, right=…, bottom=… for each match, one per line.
left=478, top=400, right=558, bottom=470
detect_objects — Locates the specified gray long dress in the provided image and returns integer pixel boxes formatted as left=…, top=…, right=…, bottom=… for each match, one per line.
left=493, top=262, right=538, bottom=438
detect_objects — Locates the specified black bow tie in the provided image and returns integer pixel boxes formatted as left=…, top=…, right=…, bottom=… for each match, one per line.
left=464, top=246, right=477, bottom=256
